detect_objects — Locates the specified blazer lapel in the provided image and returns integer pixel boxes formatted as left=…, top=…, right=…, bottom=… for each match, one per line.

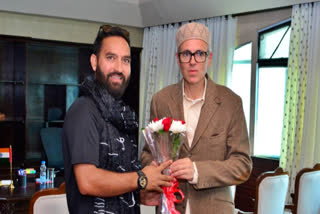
left=169, top=81, right=190, bottom=150
left=191, top=79, right=221, bottom=150
left=168, top=80, right=184, bottom=121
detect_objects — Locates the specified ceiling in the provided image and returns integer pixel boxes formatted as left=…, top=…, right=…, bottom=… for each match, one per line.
left=0, top=0, right=317, bottom=27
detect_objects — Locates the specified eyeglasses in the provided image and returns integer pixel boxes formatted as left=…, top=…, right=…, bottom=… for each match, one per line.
left=178, top=50, right=209, bottom=63
left=99, top=25, right=130, bottom=40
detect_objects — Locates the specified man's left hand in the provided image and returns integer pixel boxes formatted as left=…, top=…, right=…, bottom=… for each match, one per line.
left=170, top=158, right=194, bottom=181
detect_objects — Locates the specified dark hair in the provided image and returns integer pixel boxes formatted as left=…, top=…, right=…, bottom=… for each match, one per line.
left=93, top=25, right=130, bottom=55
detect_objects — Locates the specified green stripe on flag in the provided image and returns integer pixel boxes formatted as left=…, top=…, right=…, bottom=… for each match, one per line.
left=0, top=158, right=9, bottom=164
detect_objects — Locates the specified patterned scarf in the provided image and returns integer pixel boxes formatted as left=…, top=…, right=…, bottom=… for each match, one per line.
left=80, top=77, right=141, bottom=214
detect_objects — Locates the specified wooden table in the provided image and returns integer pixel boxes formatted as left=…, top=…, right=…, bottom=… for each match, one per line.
left=0, top=177, right=64, bottom=214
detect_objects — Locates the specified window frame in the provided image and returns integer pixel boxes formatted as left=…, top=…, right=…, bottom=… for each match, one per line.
left=251, top=19, right=291, bottom=159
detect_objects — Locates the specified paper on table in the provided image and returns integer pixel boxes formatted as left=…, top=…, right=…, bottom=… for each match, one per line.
left=0, top=180, right=12, bottom=186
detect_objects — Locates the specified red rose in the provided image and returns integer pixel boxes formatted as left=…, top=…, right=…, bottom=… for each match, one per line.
left=153, top=118, right=159, bottom=122
left=178, top=120, right=186, bottom=125
left=162, top=117, right=172, bottom=131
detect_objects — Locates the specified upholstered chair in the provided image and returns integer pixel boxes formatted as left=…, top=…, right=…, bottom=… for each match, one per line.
left=285, top=163, right=320, bottom=214
left=29, top=182, right=68, bottom=214
left=238, top=167, right=289, bottom=214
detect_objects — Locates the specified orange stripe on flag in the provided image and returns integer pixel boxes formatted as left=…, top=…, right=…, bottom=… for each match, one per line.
left=0, top=148, right=10, bottom=153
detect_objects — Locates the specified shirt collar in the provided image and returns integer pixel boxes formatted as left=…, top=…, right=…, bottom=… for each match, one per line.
left=182, top=77, right=207, bottom=103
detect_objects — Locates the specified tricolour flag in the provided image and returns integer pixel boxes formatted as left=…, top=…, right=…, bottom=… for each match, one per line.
left=0, top=148, right=11, bottom=164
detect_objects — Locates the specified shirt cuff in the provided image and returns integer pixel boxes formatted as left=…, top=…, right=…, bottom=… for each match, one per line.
left=188, top=162, right=198, bottom=184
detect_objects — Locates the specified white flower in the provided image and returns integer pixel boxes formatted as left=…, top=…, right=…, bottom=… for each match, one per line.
left=169, top=120, right=186, bottom=134
left=147, top=119, right=164, bottom=132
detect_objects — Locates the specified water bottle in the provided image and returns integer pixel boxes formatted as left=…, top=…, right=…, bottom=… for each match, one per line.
left=40, top=160, right=47, bottom=184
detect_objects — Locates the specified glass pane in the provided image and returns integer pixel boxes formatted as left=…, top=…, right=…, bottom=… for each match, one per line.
left=233, top=43, right=252, bottom=61
left=26, top=43, right=79, bottom=121
left=259, top=25, right=290, bottom=59
left=231, top=43, right=252, bottom=131
left=254, top=67, right=286, bottom=157
left=273, top=28, right=291, bottom=58
left=232, top=64, right=251, bottom=131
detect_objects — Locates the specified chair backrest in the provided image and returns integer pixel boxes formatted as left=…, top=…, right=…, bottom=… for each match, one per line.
left=255, top=167, right=289, bottom=214
left=294, top=163, right=320, bottom=214
left=29, top=182, right=69, bottom=214
left=47, top=107, right=63, bottom=121
left=40, top=127, right=64, bottom=169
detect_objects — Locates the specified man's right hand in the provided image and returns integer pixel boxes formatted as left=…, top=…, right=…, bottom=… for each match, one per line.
left=142, top=160, right=173, bottom=192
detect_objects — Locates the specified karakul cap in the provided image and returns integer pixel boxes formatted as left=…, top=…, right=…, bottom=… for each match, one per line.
left=176, top=22, right=210, bottom=48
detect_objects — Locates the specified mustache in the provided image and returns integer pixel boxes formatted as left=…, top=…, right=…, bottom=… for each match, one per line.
left=107, top=72, right=125, bottom=80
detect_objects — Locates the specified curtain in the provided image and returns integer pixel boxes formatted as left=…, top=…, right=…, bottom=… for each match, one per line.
left=138, top=23, right=181, bottom=155
left=300, top=2, right=320, bottom=169
left=280, top=2, right=320, bottom=203
left=207, top=17, right=237, bottom=86
left=138, top=16, right=237, bottom=155
left=194, top=16, right=237, bottom=86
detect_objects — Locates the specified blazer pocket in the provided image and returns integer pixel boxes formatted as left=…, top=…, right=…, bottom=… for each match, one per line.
left=206, top=131, right=226, bottom=144
left=211, top=132, right=220, bottom=137
left=209, top=128, right=225, bottom=138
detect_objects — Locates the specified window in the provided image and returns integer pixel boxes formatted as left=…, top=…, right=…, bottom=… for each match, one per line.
left=254, top=20, right=291, bottom=158
left=231, top=42, right=252, bottom=131
left=232, top=20, right=291, bottom=158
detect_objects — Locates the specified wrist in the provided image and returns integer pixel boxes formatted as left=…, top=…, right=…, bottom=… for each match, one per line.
left=136, top=170, right=148, bottom=190
left=133, top=171, right=139, bottom=189
left=188, top=162, right=198, bottom=184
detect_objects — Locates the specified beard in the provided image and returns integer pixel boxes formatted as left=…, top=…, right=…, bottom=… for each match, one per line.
left=95, top=66, right=130, bottom=99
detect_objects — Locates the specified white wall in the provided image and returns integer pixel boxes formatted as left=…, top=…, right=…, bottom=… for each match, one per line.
left=237, top=8, right=292, bottom=47
left=0, top=11, right=143, bottom=47
left=0, top=0, right=143, bottom=27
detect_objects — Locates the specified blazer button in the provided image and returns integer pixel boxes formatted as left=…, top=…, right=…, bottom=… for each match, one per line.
left=188, top=154, right=192, bottom=158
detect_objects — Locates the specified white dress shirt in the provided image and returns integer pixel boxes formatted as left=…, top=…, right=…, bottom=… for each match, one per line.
left=182, top=78, right=207, bottom=214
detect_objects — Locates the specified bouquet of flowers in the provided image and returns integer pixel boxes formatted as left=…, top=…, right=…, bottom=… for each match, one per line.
left=143, top=117, right=186, bottom=214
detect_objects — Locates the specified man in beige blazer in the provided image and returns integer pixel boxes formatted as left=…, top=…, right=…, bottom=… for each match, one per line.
left=140, top=22, right=252, bottom=214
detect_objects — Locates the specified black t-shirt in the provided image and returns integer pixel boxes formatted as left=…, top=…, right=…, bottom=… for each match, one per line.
left=62, top=96, right=103, bottom=214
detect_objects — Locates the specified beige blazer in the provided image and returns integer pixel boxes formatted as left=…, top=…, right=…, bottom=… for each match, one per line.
left=141, top=78, right=252, bottom=214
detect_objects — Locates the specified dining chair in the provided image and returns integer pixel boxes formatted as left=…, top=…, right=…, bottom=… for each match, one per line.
left=29, top=182, right=68, bottom=214
left=237, top=167, right=289, bottom=214
left=285, top=163, right=320, bottom=214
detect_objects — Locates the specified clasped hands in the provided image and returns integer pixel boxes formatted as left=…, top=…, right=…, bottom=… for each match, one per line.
left=141, top=158, right=194, bottom=206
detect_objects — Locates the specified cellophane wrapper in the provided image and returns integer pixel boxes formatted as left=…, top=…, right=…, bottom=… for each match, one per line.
left=143, top=127, right=185, bottom=214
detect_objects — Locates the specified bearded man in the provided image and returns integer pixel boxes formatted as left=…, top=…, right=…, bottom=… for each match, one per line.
left=62, top=25, right=173, bottom=214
